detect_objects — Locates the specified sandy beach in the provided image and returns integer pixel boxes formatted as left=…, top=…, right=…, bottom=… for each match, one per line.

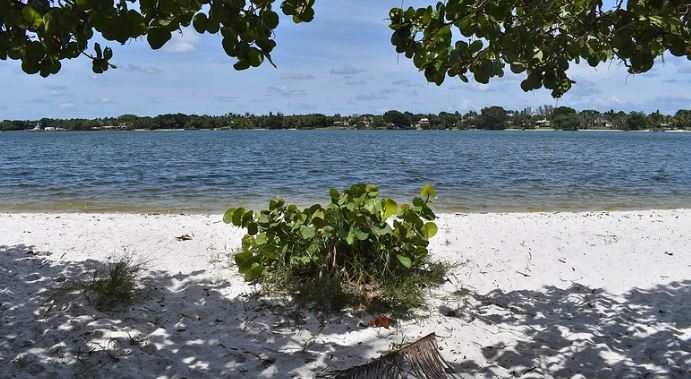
left=1, top=210, right=690, bottom=378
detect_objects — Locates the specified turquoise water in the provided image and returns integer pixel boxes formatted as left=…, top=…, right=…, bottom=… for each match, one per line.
left=2, top=130, right=691, bottom=213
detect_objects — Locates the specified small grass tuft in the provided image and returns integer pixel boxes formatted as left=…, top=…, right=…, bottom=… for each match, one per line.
left=88, top=256, right=143, bottom=311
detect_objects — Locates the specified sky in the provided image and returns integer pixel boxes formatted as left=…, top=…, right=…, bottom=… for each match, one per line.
left=1, top=0, right=690, bottom=120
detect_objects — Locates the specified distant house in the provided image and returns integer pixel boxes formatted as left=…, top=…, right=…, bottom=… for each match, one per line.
left=593, top=118, right=612, bottom=129
left=98, top=123, right=128, bottom=130
left=416, top=118, right=431, bottom=129
left=535, top=119, right=551, bottom=128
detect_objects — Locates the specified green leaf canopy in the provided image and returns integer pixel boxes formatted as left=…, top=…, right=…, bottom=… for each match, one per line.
left=1, top=0, right=688, bottom=96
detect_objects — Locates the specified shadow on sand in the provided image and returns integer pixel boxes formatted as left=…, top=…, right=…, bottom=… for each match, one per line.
left=1, top=243, right=690, bottom=378
left=0, top=244, right=380, bottom=378
left=450, top=280, right=691, bottom=378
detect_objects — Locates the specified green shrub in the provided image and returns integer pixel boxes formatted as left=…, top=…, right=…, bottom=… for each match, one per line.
left=224, top=184, right=448, bottom=311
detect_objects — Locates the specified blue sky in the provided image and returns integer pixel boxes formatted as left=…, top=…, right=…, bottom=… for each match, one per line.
left=1, top=0, right=689, bottom=120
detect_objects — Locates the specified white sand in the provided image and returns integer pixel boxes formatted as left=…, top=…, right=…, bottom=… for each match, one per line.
left=1, top=210, right=690, bottom=378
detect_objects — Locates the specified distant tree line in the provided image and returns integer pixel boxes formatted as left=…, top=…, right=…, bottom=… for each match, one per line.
left=2, top=107, right=691, bottom=132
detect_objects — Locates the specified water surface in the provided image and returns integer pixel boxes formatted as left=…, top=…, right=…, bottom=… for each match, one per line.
left=2, top=130, right=691, bottom=213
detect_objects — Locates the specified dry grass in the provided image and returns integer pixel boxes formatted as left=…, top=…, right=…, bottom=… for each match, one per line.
left=87, top=256, right=144, bottom=310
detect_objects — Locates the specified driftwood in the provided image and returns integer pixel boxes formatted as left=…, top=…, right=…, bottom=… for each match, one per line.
left=320, top=333, right=456, bottom=379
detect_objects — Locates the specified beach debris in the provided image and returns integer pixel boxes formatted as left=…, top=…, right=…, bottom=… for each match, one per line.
left=515, top=366, right=539, bottom=377
left=320, top=333, right=456, bottom=379
left=358, top=315, right=393, bottom=329
left=257, top=352, right=276, bottom=368
left=367, top=315, right=392, bottom=329
left=515, top=271, right=531, bottom=277
left=127, top=332, right=145, bottom=346
left=438, top=306, right=459, bottom=318
left=175, top=234, right=193, bottom=241
left=140, top=343, right=157, bottom=354
left=174, top=320, right=187, bottom=332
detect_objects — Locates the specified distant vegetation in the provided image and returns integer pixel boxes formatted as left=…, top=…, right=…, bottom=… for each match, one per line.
left=2, top=107, right=691, bottom=132
left=224, top=184, right=448, bottom=312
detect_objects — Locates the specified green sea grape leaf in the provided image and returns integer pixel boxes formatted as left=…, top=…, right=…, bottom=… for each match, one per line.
left=345, top=228, right=355, bottom=245
left=420, top=184, right=437, bottom=200
left=255, top=232, right=268, bottom=245
left=353, top=228, right=369, bottom=240
left=247, top=222, right=258, bottom=235
left=269, top=197, right=285, bottom=210
left=22, top=6, right=44, bottom=29
left=396, top=254, right=412, bottom=268
left=422, top=222, right=438, bottom=239
left=383, top=199, right=398, bottom=219
left=223, top=208, right=236, bottom=224
left=262, top=11, right=280, bottom=29
left=232, top=207, right=246, bottom=226
left=147, top=28, right=172, bottom=50
left=245, top=263, right=263, bottom=282
left=193, top=13, right=208, bottom=33
left=372, top=224, right=393, bottom=237
left=300, top=225, right=316, bottom=239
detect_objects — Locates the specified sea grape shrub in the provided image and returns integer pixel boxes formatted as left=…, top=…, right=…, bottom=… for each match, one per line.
left=223, top=184, right=443, bottom=309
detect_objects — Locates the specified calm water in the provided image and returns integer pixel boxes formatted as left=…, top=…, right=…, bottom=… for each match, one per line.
left=2, top=130, right=691, bottom=213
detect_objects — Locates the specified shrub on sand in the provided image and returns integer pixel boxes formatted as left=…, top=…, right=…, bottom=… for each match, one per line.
left=224, top=184, right=449, bottom=312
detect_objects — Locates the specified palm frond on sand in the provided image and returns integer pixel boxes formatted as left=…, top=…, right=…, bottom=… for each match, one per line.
left=320, top=333, right=456, bottom=379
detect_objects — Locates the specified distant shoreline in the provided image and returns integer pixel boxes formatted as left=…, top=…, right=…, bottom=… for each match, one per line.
left=3, top=128, right=691, bottom=133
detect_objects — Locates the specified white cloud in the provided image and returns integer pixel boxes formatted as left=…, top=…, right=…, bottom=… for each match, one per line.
left=267, top=86, right=307, bottom=97
left=165, top=30, right=200, bottom=53
left=330, top=66, right=366, bottom=76
left=450, top=82, right=497, bottom=92
left=46, top=85, right=68, bottom=96
left=127, top=64, right=163, bottom=74
left=280, top=72, right=315, bottom=81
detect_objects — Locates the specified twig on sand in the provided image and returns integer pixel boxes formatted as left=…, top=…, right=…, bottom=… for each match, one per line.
left=175, top=234, right=193, bottom=241
left=520, top=366, right=539, bottom=376
left=220, top=344, right=276, bottom=368
left=82, top=339, right=122, bottom=363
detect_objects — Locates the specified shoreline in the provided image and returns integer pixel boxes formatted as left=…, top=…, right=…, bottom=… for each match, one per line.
left=2, top=205, right=691, bottom=216
left=4, top=128, right=691, bottom=133
left=2, top=210, right=690, bottom=377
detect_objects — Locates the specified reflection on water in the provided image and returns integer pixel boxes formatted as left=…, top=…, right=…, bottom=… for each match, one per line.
left=2, top=130, right=691, bottom=213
